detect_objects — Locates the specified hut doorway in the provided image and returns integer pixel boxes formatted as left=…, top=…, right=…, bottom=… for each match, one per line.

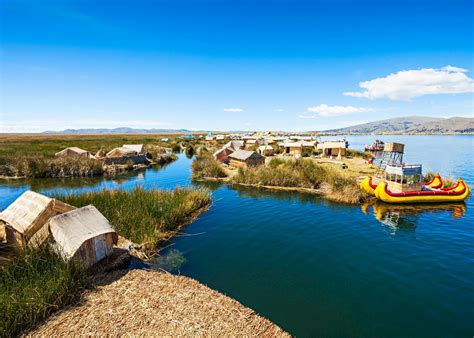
left=95, top=234, right=107, bottom=261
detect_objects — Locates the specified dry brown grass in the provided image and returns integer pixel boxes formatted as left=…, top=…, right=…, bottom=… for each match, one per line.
left=29, top=269, right=289, bottom=337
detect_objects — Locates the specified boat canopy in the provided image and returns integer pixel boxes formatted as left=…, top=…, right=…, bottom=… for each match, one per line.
left=385, top=163, right=423, bottom=186
left=385, top=163, right=422, bottom=176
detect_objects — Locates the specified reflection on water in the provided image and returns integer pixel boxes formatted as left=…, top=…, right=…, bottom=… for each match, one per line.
left=362, top=201, right=467, bottom=234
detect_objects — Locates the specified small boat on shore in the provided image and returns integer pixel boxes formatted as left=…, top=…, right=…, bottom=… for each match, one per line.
left=365, top=140, right=385, bottom=152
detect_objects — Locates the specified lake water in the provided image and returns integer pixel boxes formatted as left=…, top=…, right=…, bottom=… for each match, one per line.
left=1, top=135, right=473, bottom=337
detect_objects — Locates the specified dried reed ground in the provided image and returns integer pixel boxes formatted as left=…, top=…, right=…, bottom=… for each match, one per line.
left=29, top=269, right=289, bottom=336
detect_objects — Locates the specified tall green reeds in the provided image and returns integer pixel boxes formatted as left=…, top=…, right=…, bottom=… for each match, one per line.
left=192, top=153, right=227, bottom=179
left=0, top=245, right=88, bottom=337
left=233, top=158, right=324, bottom=189
left=53, top=187, right=211, bottom=249
left=346, top=149, right=375, bottom=160
left=0, top=156, right=104, bottom=178
left=232, top=158, right=367, bottom=204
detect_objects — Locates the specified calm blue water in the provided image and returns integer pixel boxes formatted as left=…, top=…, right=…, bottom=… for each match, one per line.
left=1, top=135, right=473, bottom=337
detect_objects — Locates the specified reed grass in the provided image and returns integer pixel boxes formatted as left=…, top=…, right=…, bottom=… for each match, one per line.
left=0, top=156, right=104, bottom=178
left=424, top=171, right=456, bottom=188
left=442, top=177, right=457, bottom=188
left=53, top=187, right=211, bottom=249
left=423, top=171, right=436, bottom=183
left=233, top=158, right=324, bottom=189
left=346, top=149, right=375, bottom=160
left=192, top=153, right=227, bottom=179
left=232, top=158, right=367, bottom=204
left=0, top=134, right=180, bottom=178
left=0, top=244, right=88, bottom=337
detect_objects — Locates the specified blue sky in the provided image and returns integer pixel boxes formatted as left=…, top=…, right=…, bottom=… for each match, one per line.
left=1, top=0, right=473, bottom=132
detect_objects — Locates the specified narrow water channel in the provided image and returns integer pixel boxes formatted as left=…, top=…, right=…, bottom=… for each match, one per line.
left=1, top=135, right=473, bottom=337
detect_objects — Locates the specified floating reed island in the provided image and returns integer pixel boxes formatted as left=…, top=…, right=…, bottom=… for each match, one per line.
left=0, top=134, right=179, bottom=178
left=192, top=149, right=374, bottom=205
left=0, top=187, right=212, bottom=336
left=28, top=269, right=289, bottom=336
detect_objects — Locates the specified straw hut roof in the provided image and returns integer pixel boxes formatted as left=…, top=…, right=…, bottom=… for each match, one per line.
left=224, top=140, right=244, bottom=151
left=282, top=141, right=302, bottom=148
left=258, top=145, right=273, bottom=151
left=95, top=149, right=106, bottom=158
left=317, top=141, right=346, bottom=149
left=49, top=205, right=117, bottom=260
left=123, top=144, right=144, bottom=154
left=0, top=191, right=75, bottom=245
left=228, top=150, right=264, bottom=161
left=300, top=141, right=316, bottom=147
left=245, top=139, right=258, bottom=144
left=213, top=147, right=234, bottom=159
left=0, top=191, right=51, bottom=236
left=106, top=147, right=137, bottom=158
left=55, top=147, right=91, bottom=158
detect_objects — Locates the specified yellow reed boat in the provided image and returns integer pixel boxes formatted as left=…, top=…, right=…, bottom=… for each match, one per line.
left=360, top=173, right=444, bottom=197
left=375, top=179, right=470, bottom=204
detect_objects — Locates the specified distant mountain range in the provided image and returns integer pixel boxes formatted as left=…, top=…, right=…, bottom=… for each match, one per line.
left=42, top=116, right=474, bottom=135
left=43, top=127, right=193, bottom=134
left=323, top=116, right=474, bottom=134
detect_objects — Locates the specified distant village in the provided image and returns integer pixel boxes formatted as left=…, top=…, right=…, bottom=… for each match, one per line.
left=51, top=132, right=350, bottom=170
left=201, top=132, right=349, bottom=168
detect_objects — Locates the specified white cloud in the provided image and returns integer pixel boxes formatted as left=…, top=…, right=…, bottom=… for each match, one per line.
left=223, top=107, right=243, bottom=112
left=299, top=104, right=372, bottom=118
left=275, top=108, right=284, bottom=112
left=344, top=65, right=474, bottom=100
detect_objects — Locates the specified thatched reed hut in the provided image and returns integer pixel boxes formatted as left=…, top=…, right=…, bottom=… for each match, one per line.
left=228, top=150, right=264, bottom=168
left=213, top=147, right=234, bottom=164
left=49, top=205, right=117, bottom=268
left=317, top=141, right=347, bottom=157
left=0, top=191, right=75, bottom=248
left=223, top=140, right=244, bottom=151
left=244, top=139, right=259, bottom=149
left=94, top=149, right=106, bottom=158
left=123, top=144, right=145, bottom=155
left=55, top=147, right=93, bottom=159
left=106, top=147, right=137, bottom=158
left=257, top=145, right=274, bottom=156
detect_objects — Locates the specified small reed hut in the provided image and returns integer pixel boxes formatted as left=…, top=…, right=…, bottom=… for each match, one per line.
left=123, top=144, right=145, bottom=155
left=106, top=147, right=137, bottom=158
left=49, top=205, right=118, bottom=268
left=95, top=149, right=106, bottom=158
left=282, top=141, right=303, bottom=156
left=228, top=150, right=265, bottom=168
left=257, top=145, right=274, bottom=156
left=317, top=141, right=347, bottom=157
left=0, top=191, right=75, bottom=248
left=244, top=139, right=259, bottom=149
left=55, top=147, right=92, bottom=159
left=213, top=147, right=234, bottom=164
left=224, top=140, right=244, bottom=151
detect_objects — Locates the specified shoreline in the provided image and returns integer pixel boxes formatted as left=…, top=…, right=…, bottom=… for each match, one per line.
left=197, top=177, right=371, bottom=205
left=0, top=157, right=177, bottom=180
left=21, top=201, right=290, bottom=336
